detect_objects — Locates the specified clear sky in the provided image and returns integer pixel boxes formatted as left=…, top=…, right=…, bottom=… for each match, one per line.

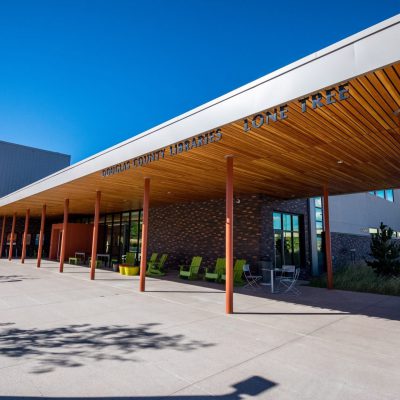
left=0, top=0, right=399, bottom=163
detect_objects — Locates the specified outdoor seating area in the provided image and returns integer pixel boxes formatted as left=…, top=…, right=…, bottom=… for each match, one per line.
left=65, top=250, right=302, bottom=294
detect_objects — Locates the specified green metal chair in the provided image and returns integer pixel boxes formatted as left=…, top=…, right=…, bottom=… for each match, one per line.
left=145, top=252, right=158, bottom=272
left=179, top=256, right=202, bottom=280
left=147, top=253, right=168, bottom=276
left=204, top=258, right=226, bottom=282
left=221, top=259, right=247, bottom=285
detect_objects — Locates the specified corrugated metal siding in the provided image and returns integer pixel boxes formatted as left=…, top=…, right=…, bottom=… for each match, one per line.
left=0, top=141, right=70, bottom=197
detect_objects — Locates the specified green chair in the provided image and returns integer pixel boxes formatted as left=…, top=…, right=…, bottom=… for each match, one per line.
left=88, top=257, right=102, bottom=268
left=221, top=259, right=247, bottom=285
left=147, top=253, right=168, bottom=276
left=204, top=258, right=226, bottom=282
left=179, top=256, right=202, bottom=280
left=146, top=252, right=158, bottom=272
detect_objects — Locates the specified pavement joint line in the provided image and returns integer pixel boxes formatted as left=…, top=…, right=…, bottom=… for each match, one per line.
left=152, top=362, right=208, bottom=396
left=233, top=302, right=400, bottom=363
left=165, top=331, right=310, bottom=397
left=229, top=303, right=349, bottom=338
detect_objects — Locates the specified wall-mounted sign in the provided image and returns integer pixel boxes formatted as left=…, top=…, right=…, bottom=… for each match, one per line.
left=6, top=233, right=17, bottom=245
left=102, top=128, right=222, bottom=177
left=243, top=84, right=350, bottom=132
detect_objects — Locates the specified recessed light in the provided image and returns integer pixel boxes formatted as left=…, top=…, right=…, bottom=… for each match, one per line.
left=393, top=109, right=400, bottom=116
left=337, top=160, right=344, bottom=164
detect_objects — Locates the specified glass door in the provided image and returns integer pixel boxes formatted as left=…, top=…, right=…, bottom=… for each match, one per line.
left=273, top=212, right=302, bottom=267
left=111, top=213, right=121, bottom=262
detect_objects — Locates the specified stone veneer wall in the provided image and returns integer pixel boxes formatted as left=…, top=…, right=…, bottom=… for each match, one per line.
left=148, top=194, right=311, bottom=273
left=331, top=232, right=371, bottom=268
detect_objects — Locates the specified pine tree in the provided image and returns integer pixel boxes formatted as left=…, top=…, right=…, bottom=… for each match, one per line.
left=367, top=222, right=400, bottom=276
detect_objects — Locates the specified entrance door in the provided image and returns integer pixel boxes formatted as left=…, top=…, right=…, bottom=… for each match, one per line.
left=273, top=212, right=301, bottom=267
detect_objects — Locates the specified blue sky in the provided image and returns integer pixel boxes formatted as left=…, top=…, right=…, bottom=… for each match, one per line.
left=0, top=0, right=399, bottom=162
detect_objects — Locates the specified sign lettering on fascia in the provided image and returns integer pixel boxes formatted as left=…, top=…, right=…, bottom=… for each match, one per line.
left=243, top=84, right=350, bottom=132
left=102, top=128, right=222, bottom=177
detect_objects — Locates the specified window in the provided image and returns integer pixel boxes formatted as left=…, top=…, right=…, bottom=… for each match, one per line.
left=369, top=189, right=395, bottom=202
left=273, top=212, right=282, bottom=230
left=273, top=212, right=302, bottom=268
left=386, top=190, right=394, bottom=202
left=314, top=197, right=325, bottom=270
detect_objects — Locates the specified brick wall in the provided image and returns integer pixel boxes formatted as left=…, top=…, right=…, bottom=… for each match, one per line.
left=148, top=194, right=311, bottom=273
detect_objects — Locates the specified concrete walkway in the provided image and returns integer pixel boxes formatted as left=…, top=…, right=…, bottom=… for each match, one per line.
left=0, top=259, right=399, bottom=399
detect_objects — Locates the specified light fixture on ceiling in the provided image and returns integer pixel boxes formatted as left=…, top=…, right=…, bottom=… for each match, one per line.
left=393, top=109, right=400, bottom=116
left=337, top=160, right=344, bottom=164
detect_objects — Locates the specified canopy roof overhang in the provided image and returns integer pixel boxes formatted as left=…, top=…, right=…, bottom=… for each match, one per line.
left=1, top=15, right=400, bottom=218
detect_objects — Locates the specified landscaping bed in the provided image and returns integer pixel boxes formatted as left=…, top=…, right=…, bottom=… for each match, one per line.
left=310, top=263, right=400, bottom=296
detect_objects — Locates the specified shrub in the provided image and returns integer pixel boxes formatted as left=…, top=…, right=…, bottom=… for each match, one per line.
left=310, top=263, right=400, bottom=296
left=367, top=222, right=400, bottom=276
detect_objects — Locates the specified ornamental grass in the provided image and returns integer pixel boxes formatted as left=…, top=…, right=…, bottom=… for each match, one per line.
left=310, top=263, right=400, bottom=296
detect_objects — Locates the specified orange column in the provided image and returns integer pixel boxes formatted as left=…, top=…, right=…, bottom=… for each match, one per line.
left=59, top=199, right=69, bottom=273
left=8, top=213, right=16, bottom=261
left=90, top=191, right=101, bottom=280
left=37, top=205, right=46, bottom=268
left=21, top=209, right=30, bottom=264
left=323, top=186, right=333, bottom=289
left=139, top=178, right=150, bottom=292
left=225, top=156, right=234, bottom=314
left=0, top=216, right=6, bottom=258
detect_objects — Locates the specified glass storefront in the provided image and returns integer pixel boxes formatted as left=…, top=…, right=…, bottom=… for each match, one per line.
left=74, top=209, right=142, bottom=265
left=102, top=210, right=142, bottom=264
left=273, top=211, right=301, bottom=268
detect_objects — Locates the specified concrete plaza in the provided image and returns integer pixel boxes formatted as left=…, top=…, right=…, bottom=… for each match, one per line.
left=0, top=259, right=399, bottom=399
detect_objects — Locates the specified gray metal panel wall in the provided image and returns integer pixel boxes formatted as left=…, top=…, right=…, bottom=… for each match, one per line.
left=0, top=141, right=70, bottom=197
left=329, top=191, right=400, bottom=235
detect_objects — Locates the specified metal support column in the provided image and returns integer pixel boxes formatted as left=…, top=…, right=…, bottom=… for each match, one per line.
left=90, top=191, right=101, bottom=280
left=59, top=199, right=69, bottom=273
left=139, top=178, right=150, bottom=292
left=37, top=205, right=46, bottom=268
left=225, top=156, right=234, bottom=314
left=21, top=209, right=30, bottom=263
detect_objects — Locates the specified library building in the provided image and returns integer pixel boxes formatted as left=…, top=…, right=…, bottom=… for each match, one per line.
left=0, top=15, right=399, bottom=313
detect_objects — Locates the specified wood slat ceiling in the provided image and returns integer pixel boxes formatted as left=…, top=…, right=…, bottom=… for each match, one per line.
left=1, top=63, right=400, bottom=218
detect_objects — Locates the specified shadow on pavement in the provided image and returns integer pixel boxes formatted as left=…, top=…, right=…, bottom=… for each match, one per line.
left=0, top=274, right=38, bottom=283
left=157, top=273, right=400, bottom=321
left=0, top=322, right=215, bottom=374
left=0, top=375, right=276, bottom=399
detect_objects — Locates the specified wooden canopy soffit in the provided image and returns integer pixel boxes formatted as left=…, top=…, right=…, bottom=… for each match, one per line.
left=1, top=63, right=400, bottom=217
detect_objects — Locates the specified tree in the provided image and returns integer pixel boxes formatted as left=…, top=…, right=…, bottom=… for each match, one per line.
left=367, top=222, right=400, bottom=276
